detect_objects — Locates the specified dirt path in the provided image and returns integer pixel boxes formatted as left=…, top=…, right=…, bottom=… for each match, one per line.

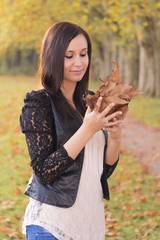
left=121, top=116, right=160, bottom=178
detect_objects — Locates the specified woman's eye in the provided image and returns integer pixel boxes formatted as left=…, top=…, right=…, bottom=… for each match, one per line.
left=65, top=55, right=73, bottom=59
left=80, top=53, right=87, bottom=57
left=65, top=52, right=87, bottom=59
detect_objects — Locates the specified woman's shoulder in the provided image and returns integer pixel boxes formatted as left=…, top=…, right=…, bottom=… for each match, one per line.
left=20, top=89, right=54, bottom=133
left=24, top=89, right=50, bottom=107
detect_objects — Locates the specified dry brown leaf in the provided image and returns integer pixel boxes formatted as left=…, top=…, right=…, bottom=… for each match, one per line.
left=106, top=231, right=118, bottom=236
left=0, top=226, right=12, bottom=234
left=84, top=61, right=140, bottom=118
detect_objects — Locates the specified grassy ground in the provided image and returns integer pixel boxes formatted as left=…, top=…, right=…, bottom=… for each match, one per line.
left=0, top=76, right=160, bottom=239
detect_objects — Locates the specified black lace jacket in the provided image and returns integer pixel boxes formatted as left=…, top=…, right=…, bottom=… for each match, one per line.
left=20, top=89, right=118, bottom=204
left=20, top=90, right=76, bottom=184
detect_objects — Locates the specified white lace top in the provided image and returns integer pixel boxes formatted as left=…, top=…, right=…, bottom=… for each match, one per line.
left=22, top=130, right=106, bottom=240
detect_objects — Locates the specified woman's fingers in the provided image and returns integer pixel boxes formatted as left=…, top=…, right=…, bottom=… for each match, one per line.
left=93, top=97, right=103, bottom=112
left=100, top=103, right=124, bottom=121
left=84, top=106, right=92, bottom=117
left=106, top=111, right=122, bottom=122
left=105, top=119, right=122, bottom=128
left=100, top=103, right=116, bottom=117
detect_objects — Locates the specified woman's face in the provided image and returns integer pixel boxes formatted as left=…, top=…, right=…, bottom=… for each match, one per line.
left=63, top=34, right=89, bottom=85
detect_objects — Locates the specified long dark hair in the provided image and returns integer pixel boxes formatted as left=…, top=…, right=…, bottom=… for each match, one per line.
left=39, top=21, right=92, bottom=118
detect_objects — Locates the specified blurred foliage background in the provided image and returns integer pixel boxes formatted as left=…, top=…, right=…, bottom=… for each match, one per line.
left=0, top=0, right=160, bottom=97
left=0, top=1, right=160, bottom=239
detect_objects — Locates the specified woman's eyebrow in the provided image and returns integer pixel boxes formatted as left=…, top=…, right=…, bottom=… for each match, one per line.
left=66, top=48, right=88, bottom=53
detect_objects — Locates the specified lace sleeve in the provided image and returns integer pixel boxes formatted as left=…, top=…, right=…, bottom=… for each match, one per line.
left=20, top=90, right=74, bottom=184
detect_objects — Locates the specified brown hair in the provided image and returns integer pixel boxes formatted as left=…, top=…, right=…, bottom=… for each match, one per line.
left=39, top=21, right=92, bottom=117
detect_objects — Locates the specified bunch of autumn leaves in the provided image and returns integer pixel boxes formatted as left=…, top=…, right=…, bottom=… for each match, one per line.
left=84, top=62, right=139, bottom=119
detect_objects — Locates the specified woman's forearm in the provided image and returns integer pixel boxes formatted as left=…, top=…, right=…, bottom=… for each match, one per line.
left=63, top=125, right=93, bottom=159
left=106, top=139, right=121, bottom=165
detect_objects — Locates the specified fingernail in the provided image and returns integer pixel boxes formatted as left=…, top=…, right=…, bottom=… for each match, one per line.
left=119, top=112, right=122, bottom=114
left=111, top=103, right=115, bottom=106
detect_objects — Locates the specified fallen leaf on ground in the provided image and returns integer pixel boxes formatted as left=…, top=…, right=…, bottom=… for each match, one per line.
left=0, top=226, right=12, bottom=234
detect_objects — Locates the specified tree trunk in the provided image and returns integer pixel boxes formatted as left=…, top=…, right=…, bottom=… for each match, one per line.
left=14, top=49, right=21, bottom=66
left=94, top=38, right=112, bottom=80
left=153, top=17, right=160, bottom=97
left=138, top=45, right=147, bottom=91
left=137, top=17, right=160, bottom=97
left=154, top=43, right=160, bottom=97
left=117, top=43, right=139, bottom=87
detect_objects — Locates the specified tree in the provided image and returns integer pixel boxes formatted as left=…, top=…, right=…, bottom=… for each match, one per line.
left=0, top=0, right=160, bottom=96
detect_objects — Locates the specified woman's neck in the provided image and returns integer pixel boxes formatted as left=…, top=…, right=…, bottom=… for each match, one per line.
left=61, top=82, right=76, bottom=108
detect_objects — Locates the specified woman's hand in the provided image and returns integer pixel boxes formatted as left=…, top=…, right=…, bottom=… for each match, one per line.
left=104, top=110, right=127, bottom=166
left=104, top=107, right=128, bottom=142
left=83, top=97, right=123, bottom=135
left=104, top=118, right=123, bottom=142
left=63, top=97, right=126, bottom=160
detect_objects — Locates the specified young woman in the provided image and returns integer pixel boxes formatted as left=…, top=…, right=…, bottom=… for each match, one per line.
left=20, top=21, right=124, bottom=240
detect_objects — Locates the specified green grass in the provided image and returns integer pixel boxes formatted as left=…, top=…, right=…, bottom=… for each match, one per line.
left=0, top=76, right=39, bottom=239
left=0, top=76, right=160, bottom=239
left=128, top=95, right=160, bottom=128
left=106, top=155, right=160, bottom=239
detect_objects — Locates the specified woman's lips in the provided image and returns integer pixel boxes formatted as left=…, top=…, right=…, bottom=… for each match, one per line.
left=72, top=69, right=83, bottom=72
left=71, top=69, right=84, bottom=74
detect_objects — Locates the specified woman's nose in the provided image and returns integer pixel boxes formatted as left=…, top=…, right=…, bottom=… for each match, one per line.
left=74, top=56, right=82, bottom=66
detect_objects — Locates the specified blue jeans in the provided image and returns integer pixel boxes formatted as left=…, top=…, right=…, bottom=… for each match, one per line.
left=26, top=225, right=58, bottom=240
